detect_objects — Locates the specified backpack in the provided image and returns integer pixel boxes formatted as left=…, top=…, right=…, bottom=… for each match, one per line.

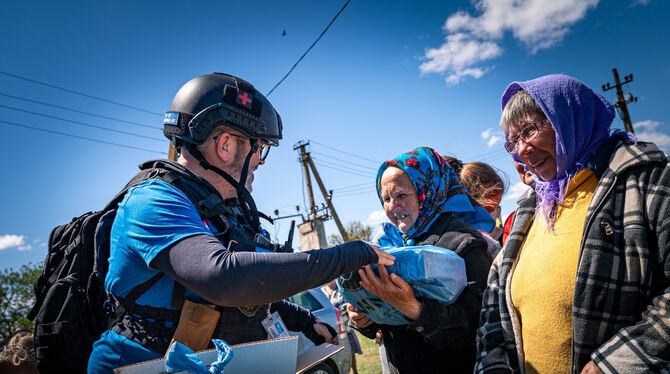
left=27, top=160, right=234, bottom=373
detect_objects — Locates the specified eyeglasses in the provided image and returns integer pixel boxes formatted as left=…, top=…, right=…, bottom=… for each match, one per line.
left=504, top=120, right=549, bottom=153
left=215, top=132, right=271, bottom=161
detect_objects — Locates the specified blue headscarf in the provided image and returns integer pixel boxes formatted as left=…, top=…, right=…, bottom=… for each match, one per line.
left=376, top=147, right=494, bottom=244
left=501, top=74, right=636, bottom=226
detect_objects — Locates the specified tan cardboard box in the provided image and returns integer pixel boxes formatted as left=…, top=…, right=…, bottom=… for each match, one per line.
left=114, top=336, right=343, bottom=374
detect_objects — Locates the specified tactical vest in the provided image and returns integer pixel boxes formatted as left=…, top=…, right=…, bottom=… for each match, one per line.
left=108, top=159, right=273, bottom=353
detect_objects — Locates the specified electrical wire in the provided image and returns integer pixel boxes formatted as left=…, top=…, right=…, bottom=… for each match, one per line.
left=333, top=181, right=372, bottom=192
left=0, top=119, right=166, bottom=154
left=0, top=92, right=161, bottom=129
left=310, top=140, right=379, bottom=165
left=266, top=0, right=350, bottom=97
left=311, top=150, right=378, bottom=171
left=0, top=71, right=163, bottom=116
left=313, top=161, right=374, bottom=179
left=0, top=104, right=165, bottom=142
left=334, top=189, right=377, bottom=198
left=311, top=156, right=378, bottom=175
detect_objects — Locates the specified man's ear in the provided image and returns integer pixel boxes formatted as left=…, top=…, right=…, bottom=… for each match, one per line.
left=214, top=132, right=232, bottom=162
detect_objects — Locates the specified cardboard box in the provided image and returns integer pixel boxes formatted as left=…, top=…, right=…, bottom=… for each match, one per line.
left=114, top=336, right=343, bottom=374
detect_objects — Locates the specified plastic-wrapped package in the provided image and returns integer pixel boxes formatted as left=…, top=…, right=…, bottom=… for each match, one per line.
left=337, top=244, right=466, bottom=325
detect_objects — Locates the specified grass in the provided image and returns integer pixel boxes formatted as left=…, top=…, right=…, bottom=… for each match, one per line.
left=352, top=331, right=382, bottom=374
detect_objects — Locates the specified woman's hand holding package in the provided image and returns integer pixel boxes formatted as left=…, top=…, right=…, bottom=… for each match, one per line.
left=358, top=264, right=421, bottom=320
left=347, top=304, right=373, bottom=328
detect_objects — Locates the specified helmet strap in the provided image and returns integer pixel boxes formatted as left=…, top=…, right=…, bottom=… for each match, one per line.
left=185, top=144, right=261, bottom=230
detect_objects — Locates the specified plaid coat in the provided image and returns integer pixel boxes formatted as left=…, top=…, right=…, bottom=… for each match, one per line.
left=475, top=140, right=670, bottom=374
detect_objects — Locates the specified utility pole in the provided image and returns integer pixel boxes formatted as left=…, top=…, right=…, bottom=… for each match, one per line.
left=293, top=140, right=349, bottom=244
left=602, top=68, right=637, bottom=133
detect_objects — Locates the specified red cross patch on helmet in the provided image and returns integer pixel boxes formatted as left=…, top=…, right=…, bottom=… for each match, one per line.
left=236, top=90, right=253, bottom=109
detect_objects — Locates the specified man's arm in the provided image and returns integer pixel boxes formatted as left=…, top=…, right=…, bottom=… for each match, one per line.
left=271, top=300, right=337, bottom=345
left=151, top=234, right=378, bottom=306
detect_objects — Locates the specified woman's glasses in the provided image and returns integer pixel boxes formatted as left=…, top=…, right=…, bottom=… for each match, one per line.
left=504, top=120, right=549, bottom=153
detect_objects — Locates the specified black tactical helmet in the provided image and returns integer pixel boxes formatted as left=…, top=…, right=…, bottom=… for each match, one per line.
left=163, top=73, right=282, bottom=148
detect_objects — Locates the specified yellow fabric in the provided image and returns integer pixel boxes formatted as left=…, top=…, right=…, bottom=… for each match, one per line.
left=510, top=169, right=598, bottom=374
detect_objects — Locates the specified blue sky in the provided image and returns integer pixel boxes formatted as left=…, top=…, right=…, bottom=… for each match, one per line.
left=1, top=0, right=669, bottom=271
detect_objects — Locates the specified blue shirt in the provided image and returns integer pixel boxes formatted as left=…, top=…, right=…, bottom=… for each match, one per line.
left=88, top=179, right=213, bottom=373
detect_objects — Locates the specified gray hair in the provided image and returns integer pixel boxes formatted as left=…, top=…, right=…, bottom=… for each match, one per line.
left=500, top=90, right=546, bottom=135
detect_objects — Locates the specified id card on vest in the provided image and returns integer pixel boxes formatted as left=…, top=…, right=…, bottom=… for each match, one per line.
left=262, top=311, right=291, bottom=339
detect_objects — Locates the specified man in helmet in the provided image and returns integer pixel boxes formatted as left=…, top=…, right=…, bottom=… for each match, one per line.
left=87, top=73, right=394, bottom=373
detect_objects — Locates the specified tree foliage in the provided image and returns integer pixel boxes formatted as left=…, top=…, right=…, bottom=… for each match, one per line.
left=328, top=221, right=373, bottom=246
left=0, top=262, right=41, bottom=339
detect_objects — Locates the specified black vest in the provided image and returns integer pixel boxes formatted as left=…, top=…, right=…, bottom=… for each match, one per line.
left=109, top=159, right=272, bottom=353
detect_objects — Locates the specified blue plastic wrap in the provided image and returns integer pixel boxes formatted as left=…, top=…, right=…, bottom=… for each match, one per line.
left=165, top=339, right=233, bottom=374
left=337, top=244, right=466, bottom=326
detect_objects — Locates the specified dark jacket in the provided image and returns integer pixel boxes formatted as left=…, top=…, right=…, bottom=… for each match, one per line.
left=358, top=212, right=493, bottom=374
left=476, top=141, right=670, bottom=374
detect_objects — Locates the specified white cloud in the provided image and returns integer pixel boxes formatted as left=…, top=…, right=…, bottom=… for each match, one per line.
left=631, top=0, right=649, bottom=6
left=0, top=234, right=27, bottom=251
left=420, top=33, right=502, bottom=85
left=421, top=0, right=600, bottom=83
left=487, top=135, right=502, bottom=148
left=480, top=127, right=502, bottom=148
left=633, top=120, right=670, bottom=151
left=504, top=181, right=532, bottom=202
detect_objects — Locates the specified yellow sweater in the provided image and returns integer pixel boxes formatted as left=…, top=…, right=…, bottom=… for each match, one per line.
left=510, top=169, right=597, bottom=374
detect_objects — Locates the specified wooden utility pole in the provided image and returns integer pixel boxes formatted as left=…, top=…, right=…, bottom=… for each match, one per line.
left=602, top=68, right=637, bottom=133
left=293, top=140, right=348, bottom=242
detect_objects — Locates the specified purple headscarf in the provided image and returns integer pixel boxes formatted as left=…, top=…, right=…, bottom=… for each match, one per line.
left=501, top=74, right=635, bottom=227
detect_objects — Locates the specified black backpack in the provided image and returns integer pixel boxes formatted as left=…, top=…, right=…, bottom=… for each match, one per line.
left=27, top=160, right=234, bottom=373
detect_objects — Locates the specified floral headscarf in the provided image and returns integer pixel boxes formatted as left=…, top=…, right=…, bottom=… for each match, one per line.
left=501, top=74, right=636, bottom=227
left=376, top=146, right=494, bottom=243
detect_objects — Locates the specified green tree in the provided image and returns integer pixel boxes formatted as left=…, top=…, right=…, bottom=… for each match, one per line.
left=0, top=262, right=41, bottom=338
left=328, top=221, right=373, bottom=246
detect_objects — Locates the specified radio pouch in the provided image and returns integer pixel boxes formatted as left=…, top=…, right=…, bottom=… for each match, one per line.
left=167, top=300, right=221, bottom=354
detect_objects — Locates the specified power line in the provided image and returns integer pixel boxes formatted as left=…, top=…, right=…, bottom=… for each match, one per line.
left=313, top=161, right=375, bottom=179
left=0, top=71, right=163, bottom=116
left=333, top=185, right=376, bottom=195
left=335, top=189, right=377, bottom=198
left=0, top=92, right=161, bottom=129
left=0, top=104, right=165, bottom=142
left=0, top=119, right=166, bottom=155
left=333, top=181, right=372, bottom=192
left=266, top=0, right=350, bottom=96
left=312, top=156, right=378, bottom=175
left=310, top=139, right=379, bottom=165
left=311, top=150, right=378, bottom=171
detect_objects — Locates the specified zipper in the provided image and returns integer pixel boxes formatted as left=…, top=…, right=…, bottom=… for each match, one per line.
left=570, top=175, right=617, bottom=372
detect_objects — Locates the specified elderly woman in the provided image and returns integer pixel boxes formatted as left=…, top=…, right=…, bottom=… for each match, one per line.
left=348, top=147, right=495, bottom=373
left=476, top=74, right=670, bottom=374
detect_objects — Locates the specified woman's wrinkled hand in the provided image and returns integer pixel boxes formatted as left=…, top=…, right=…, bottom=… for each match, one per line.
left=373, top=329, right=383, bottom=345
left=358, top=264, right=421, bottom=320
left=347, top=304, right=373, bottom=328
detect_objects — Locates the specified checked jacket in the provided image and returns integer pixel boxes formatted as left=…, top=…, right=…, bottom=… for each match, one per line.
left=475, top=140, right=670, bottom=374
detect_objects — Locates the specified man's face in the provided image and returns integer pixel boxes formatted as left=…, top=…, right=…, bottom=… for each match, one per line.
left=229, top=134, right=266, bottom=192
